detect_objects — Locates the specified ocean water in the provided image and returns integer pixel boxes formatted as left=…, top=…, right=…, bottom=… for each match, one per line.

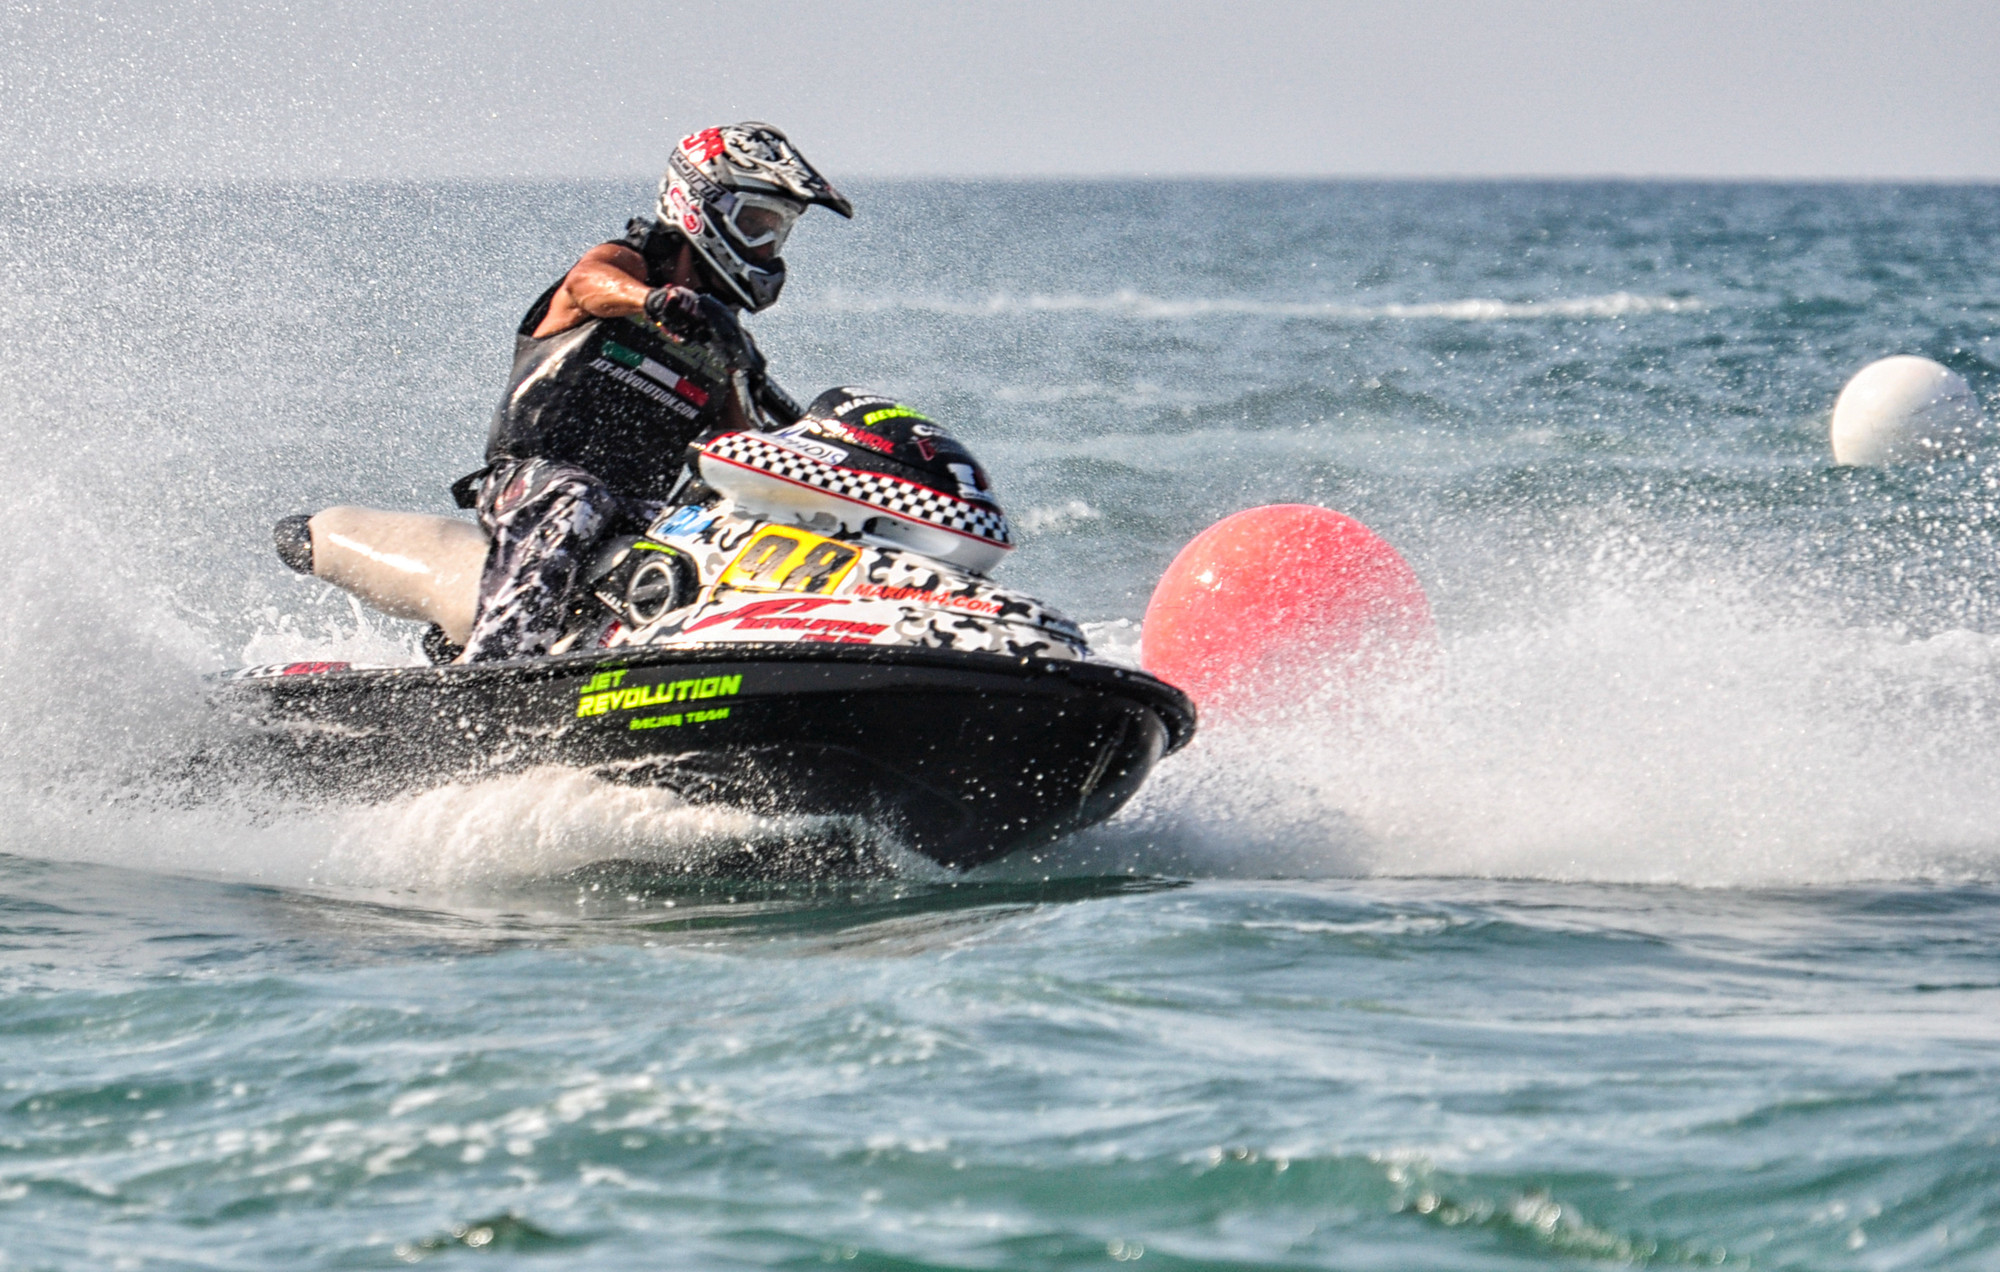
left=3, top=179, right=2000, bottom=1266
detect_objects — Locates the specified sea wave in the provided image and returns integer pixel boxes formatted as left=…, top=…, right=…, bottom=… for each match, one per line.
left=1051, top=577, right=2000, bottom=888
left=803, top=289, right=1705, bottom=322
left=316, top=767, right=917, bottom=890
left=1017, top=498, right=1104, bottom=534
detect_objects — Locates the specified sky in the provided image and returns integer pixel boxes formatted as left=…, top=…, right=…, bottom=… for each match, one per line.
left=4, top=0, right=1999, bottom=181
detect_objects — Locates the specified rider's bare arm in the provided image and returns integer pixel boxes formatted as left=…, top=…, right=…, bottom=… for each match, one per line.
left=533, top=244, right=654, bottom=337
left=532, top=241, right=754, bottom=431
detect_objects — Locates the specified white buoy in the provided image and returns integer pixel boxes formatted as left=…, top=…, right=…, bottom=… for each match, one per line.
left=1830, top=355, right=1988, bottom=465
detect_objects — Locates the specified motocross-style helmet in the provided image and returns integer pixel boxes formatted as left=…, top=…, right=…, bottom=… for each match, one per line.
left=695, top=388, right=1015, bottom=575
left=658, top=123, right=852, bottom=313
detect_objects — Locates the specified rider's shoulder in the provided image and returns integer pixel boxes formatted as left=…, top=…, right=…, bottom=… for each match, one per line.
left=573, top=239, right=648, bottom=269
left=618, top=216, right=661, bottom=250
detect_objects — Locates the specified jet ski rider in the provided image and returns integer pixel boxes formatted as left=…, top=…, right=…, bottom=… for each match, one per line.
left=453, top=122, right=853, bottom=662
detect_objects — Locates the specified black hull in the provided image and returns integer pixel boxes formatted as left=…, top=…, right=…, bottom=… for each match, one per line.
left=212, top=645, right=1196, bottom=871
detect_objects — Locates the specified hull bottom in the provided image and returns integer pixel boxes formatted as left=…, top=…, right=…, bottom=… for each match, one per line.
left=212, top=644, right=1196, bottom=871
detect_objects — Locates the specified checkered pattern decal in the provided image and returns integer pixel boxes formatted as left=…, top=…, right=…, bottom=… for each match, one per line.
left=702, top=433, right=1014, bottom=548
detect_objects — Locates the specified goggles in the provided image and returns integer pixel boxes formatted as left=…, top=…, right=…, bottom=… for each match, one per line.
left=715, top=190, right=804, bottom=262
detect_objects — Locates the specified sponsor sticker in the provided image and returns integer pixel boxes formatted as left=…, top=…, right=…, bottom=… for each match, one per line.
left=654, top=505, right=715, bottom=538
left=852, top=582, right=1001, bottom=615
left=589, top=358, right=699, bottom=419
left=600, top=340, right=711, bottom=406
left=630, top=707, right=731, bottom=731
left=813, top=421, right=893, bottom=454
left=576, top=670, right=743, bottom=718
left=948, top=462, right=998, bottom=505
left=765, top=429, right=849, bottom=465
left=861, top=405, right=928, bottom=428
left=718, top=529, right=861, bottom=595
left=682, top=596, right=887, bottom=643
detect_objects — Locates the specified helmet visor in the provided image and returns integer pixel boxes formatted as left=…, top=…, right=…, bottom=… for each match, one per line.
left=719, top=192, right=803, bottom=262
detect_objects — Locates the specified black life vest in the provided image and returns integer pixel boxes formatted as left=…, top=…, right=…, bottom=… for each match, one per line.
left=483, top=220, right=752, bottom=500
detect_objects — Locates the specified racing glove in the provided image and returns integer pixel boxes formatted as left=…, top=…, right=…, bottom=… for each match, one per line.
left=650, top=289, right=799, bottom=427
left=642, top=285, right=709, bottom=337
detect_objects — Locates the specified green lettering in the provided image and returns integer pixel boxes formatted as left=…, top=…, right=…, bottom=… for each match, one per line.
left=589, top=674, right=739, bottom=719
left=580, top=668, right=628, bottom=697
left=861, top=406, right=927, bottom=428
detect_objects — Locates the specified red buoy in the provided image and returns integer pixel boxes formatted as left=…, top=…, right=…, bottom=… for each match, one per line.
left=1140, top=504, right=1434, bottom=715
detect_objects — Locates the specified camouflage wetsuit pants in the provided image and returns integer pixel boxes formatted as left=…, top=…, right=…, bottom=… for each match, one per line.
left=462, top=458, right=620, bottom=662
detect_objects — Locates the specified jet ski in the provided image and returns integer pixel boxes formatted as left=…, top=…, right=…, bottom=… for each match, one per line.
left=218, top=390, right=1195, bottom=871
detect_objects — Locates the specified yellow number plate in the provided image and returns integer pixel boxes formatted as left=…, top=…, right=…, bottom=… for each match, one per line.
left=718, top=528, right=861, bottom=595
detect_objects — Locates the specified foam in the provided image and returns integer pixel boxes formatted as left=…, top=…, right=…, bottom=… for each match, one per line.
left=313, top=767, right=892, bottom=890
left=19, top=531, right=2000, bottom=893
left=1017, top=499, right=1104, bottom=534
left=237, top=596, right=426, bottom=668
left=1061, top=573, right=2000, bottom=887
left=10, top=484, right=2000, bottom=892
